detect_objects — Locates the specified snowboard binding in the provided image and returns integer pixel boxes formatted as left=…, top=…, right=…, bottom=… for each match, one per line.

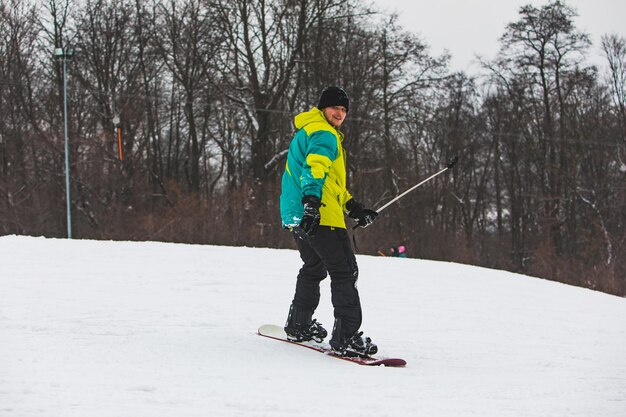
left=329, top=318, right=378, bottom=358
left=284, top=304, right=328, bottom=343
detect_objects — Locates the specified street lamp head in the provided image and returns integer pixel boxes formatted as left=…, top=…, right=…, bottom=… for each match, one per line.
left=53, top=47, right=76, bottom=59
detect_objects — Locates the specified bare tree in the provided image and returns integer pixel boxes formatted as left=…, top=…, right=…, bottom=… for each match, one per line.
left=602, top=34, right=626, bottom=140
left=153, top=0, right=224, bottom=192
left=375, top=18, right=448, bottom=198
left=0, top=0, right=50, bottom=234
left=214, top=0, right=347, bottom=201
left=601, top=33, right=626, bottom=291
left=498, top=0, right=591, bottom=259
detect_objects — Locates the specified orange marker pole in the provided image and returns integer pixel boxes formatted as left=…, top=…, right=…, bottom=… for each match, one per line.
left=117, top=127, right=123, bottom=161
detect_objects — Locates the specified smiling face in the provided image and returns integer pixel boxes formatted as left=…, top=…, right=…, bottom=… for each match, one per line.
left=322, top=105, right=347, bottom=128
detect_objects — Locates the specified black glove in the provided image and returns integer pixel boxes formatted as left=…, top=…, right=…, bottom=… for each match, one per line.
left=299, top=195, right=321, bottom=236
left=346, top=199, right=378, bottom=228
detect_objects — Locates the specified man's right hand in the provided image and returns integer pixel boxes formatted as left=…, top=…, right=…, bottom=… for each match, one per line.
left=299, top=195, right=321, bottom=236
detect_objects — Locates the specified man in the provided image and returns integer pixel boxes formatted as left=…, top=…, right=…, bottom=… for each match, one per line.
left=280, top=86, right=378, bottom=357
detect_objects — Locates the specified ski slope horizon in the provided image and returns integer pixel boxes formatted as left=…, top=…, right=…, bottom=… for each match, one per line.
left=1, top=235, right=625, bottom=416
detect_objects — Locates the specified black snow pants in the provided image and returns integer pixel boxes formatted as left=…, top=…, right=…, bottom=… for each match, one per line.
left=291, top=226, right=362, bottom=338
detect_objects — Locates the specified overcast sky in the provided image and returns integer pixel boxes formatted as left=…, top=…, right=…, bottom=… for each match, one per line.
left=371, top=0, right=626, bottom=73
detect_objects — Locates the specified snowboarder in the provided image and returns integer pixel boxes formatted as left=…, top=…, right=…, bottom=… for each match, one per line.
left=279, top=86, right=378, bottom=357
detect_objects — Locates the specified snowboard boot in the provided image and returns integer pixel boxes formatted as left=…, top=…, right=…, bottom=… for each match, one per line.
left=284, top=304, right=328, bottom=343
left=329, top=318, right=378, bottom=357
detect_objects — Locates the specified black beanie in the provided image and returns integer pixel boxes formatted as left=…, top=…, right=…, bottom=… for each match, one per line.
left=317, top=86, right=349, bottom=112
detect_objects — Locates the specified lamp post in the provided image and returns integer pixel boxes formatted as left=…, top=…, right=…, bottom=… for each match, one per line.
left=54, top=47, right=75, bottom=239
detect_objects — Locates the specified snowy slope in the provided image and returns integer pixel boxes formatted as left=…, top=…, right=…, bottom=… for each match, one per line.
left=1, top=235, right=625, bottom=417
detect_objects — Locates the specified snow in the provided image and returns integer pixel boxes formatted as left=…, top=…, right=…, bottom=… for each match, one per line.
left=1, top=235, right=625, bottom=417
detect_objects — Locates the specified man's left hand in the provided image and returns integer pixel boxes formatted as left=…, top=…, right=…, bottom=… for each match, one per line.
left=346, top=199, right=378, bottom=228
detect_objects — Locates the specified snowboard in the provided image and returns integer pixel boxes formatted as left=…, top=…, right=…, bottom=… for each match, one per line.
left=257, top=324, right=406, bottom=367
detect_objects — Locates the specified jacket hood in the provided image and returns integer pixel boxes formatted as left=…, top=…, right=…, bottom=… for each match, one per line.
left=294, top=107, right=329, bottom=130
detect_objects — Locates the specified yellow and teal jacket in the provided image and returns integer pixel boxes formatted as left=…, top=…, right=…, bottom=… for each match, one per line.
left=280, top=107, right=353, bottom=229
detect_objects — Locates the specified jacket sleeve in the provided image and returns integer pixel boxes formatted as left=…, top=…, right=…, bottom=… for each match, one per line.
left=341, top=190, right=354, bottom=212
left=301, top=130, right=338, bottom=198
